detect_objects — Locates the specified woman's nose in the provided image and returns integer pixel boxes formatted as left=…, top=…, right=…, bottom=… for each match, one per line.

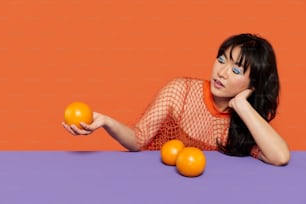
left=217, top=65, right=229, bottom=79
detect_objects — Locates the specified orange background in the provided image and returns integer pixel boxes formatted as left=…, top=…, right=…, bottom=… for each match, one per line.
left=0, top=0, right=305, bottom=151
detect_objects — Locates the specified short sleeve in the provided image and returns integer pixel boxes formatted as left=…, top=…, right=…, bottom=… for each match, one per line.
left=250, top=145, right=261, bottom=159
left=134, top=78, right=188, bottom=149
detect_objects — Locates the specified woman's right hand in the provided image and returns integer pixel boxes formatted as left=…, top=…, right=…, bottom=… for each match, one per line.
left=62, top=112, right=105, bottom=136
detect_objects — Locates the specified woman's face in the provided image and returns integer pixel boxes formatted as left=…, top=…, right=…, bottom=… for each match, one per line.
left=210, top=46, right=251, bottom=100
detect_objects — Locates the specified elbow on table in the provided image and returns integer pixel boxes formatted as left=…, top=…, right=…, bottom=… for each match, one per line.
left=263, top=151, right=291, bottom=166
left=274, top=153, right=290, bottom=166
left=128, top=146, right=141, bottom=152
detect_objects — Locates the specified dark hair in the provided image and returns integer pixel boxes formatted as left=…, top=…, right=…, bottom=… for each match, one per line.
left=217, top=33, right=280, bottom=156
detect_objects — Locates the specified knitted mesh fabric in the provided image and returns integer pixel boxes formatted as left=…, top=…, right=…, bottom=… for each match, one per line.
left=134, top=77, right=260, bottom=158
left=134, top=77, right=229, bottom=149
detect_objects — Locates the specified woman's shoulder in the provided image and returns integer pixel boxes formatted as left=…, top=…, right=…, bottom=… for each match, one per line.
left=167, top=77, right=205, bottom=86
left=161, top=77, right=206, bottom=95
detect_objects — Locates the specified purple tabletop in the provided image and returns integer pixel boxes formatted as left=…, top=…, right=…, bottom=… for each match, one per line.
left=0, top=151, right=305, bottom=204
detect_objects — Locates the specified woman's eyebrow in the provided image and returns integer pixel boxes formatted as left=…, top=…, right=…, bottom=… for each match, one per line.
left=223, top=53, right=228, bottom=60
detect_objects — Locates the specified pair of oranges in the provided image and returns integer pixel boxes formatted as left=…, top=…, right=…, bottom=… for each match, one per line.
left=161, top=139, right=206, bottom=177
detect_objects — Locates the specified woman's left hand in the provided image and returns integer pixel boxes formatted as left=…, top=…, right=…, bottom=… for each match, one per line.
left=229, top=88, right=254, bottom=110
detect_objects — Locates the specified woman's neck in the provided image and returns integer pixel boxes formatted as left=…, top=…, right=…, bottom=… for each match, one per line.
left=212, top=96, right=232, bottom=113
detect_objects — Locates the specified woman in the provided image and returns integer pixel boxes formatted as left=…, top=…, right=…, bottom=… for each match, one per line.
left=62, top=33, right=290, bottom=166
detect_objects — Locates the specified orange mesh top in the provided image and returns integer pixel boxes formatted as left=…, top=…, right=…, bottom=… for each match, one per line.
left=134, top=77, right=260, bottom=158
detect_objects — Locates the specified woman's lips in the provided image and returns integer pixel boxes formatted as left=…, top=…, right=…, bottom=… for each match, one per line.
left=213, top=79, right=224, bottom=89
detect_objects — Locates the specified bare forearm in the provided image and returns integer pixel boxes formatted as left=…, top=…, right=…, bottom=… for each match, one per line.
left=102, top=115, right=139, bottom=151
left=233, top=99, right=290, bottom=165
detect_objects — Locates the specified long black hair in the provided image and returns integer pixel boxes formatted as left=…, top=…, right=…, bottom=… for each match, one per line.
left=217, top=33, right=280, bottom=156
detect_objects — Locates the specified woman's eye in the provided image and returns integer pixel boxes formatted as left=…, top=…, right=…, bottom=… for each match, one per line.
left=232, top=67, right=242, bottom=75
left=217, top=56, right=225, bottom=63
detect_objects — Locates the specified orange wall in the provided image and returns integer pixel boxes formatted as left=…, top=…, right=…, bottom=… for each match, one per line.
left=1, top=0, right=305, bottom=151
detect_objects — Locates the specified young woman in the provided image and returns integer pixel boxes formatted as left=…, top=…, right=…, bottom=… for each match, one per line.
left=62, top=33, right=290, bottom=166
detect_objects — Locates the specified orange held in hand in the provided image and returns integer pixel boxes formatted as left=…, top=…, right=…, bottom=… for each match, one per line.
left=161, top=139, right=185, bottom=166
left=64, top=102, right=93, bottom=129
left=176, top=147, right=206, bottom=177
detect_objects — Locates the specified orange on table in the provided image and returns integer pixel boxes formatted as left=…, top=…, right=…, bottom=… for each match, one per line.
left=161, top=139, right=185, bottom=166
left=176, top=147, right=206, bottom=177
left=64, top=102, right=93, bottom=129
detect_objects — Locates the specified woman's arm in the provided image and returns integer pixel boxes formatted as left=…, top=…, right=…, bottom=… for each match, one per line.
left=62, top=112, right=139, bottom=151
left=229, top=89, right=290, bottom=166
left=62, top=78, right=187, bottom=151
